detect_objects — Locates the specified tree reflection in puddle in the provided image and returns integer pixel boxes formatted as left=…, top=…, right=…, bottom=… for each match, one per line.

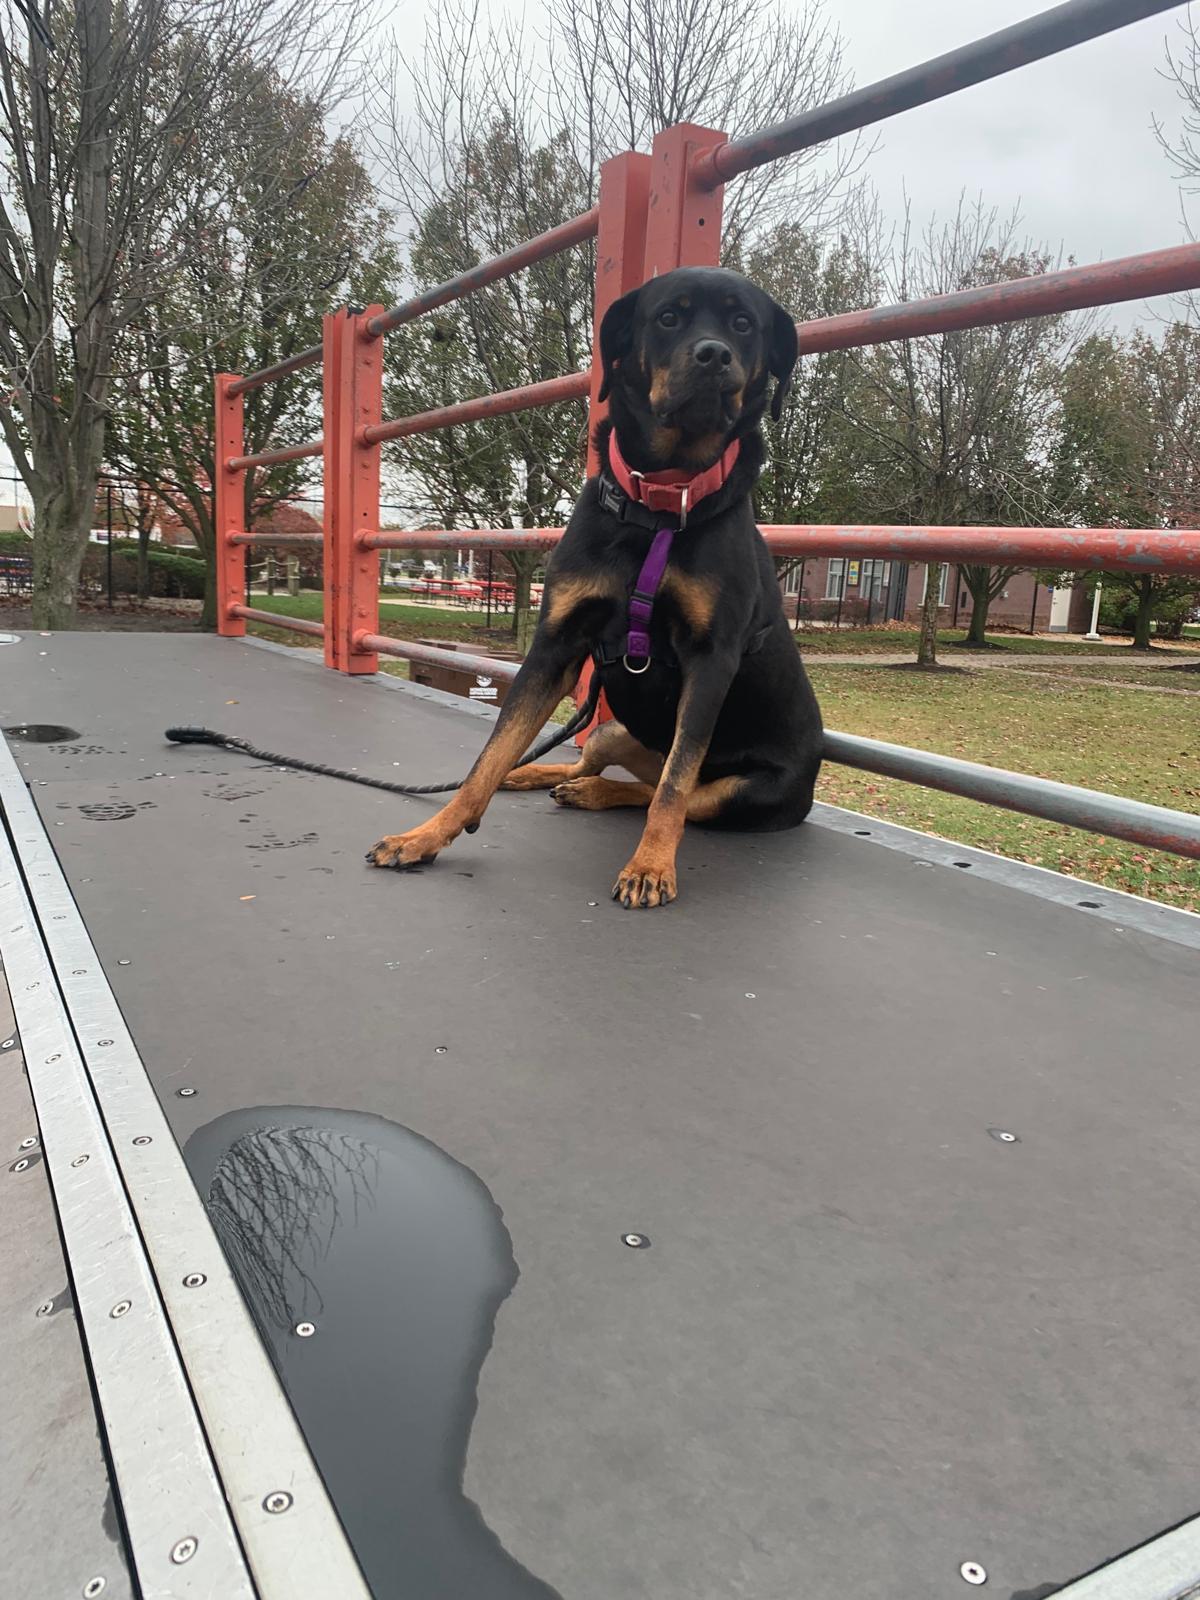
left=188, top=1106, right=561, bottom=1600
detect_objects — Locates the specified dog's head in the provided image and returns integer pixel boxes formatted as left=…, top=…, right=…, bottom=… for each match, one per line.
left=598, top=267, right=798, bottom=472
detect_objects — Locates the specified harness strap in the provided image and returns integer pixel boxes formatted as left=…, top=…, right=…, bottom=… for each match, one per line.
left=625, top=523, right=675, bottom=667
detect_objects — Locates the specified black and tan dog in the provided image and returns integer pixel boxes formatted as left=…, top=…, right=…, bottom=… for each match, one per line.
left=368, top=266, right=823, bottom=907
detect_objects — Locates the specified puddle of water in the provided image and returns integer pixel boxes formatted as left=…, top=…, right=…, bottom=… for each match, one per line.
left=186, top=1106, right=561, bottom=1600
left=4, top=723, right=80, bottom=742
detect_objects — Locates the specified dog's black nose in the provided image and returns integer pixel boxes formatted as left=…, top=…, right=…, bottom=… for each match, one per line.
left=693, top=338, right=733, bottom=368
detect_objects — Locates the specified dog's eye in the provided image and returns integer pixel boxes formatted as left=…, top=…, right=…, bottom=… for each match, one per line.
left=657, top=308, right=680, bottom=328
left=731, top=312, right=752, bottom=333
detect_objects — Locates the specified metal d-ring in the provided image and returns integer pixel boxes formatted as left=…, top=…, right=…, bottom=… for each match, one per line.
left=623, top=654, right=651, bottom=675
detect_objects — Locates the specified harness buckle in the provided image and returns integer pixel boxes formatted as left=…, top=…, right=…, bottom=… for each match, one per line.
left=623, top=653, right=652, bottom=675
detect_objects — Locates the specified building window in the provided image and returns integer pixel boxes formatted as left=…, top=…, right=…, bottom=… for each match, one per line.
left=825, top=558, right=846, bottom=599
left=782, top=561, right=803, bottom=596
left=860, top=559, right=890, bottom=602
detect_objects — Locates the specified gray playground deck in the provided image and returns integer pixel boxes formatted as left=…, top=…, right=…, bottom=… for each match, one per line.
left=2, top=630, right=1198, bottom=1600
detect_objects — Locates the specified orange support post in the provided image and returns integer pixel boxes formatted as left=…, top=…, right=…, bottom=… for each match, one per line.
left=323, top=306, right=383, bottom=674
left=575, top=150, right=653, bottom=740
left=586, top=151, right=652, bottom=475
left=642, top=122, right=725, bottom=277
left=321, top=314, right=341, bottom=669
left=215, top=374, right=246, bottom=636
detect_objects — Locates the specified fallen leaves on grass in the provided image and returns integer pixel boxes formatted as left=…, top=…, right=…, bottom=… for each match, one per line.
left=812, top=665, right=1199, bottom=912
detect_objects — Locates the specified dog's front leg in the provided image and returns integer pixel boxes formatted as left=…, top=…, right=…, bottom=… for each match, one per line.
left=612, top=651, right=738, bottom=908
left=367, top=637, right=584, bottom=870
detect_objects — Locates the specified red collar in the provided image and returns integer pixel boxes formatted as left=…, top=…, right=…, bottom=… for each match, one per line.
left=607, top=433, right=740, bottom=525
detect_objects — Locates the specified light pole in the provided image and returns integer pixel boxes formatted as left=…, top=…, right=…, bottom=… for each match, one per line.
left=1084, top=581, right=1103, bottom=641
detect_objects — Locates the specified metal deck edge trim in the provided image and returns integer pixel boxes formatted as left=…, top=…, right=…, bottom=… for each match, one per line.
left=808, top=802, right=1200, bottom=951
left=0, top=734, right=373, bottom=1600
left=0, top=786, right=256, bottom=1597
left=0, top=961, right=138, bottom=1599
left=1054, top=1512, right=1200, bottom=1599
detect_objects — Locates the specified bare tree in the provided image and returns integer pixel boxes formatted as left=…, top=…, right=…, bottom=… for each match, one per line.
left=1051, top=326, right=1200, bottom=648
left=734, top=212, right=881, bottom=527
left=544, top=0, right=867, bottom=252
left=0, top=0, right=361, bottom=626
left=844, top=199, right=1076, bottom=663
left=109, top=66, right=394, bottom=627
left=363, top=0, right=867, bottom=650
left=1156, top=7, right=1200, bottom=242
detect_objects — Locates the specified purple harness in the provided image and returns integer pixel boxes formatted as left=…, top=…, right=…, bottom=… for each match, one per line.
left=623, top=523, right=675, bottom=673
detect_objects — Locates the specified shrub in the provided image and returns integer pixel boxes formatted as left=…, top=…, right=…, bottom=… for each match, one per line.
left=1147, top=593, right=1196, bottom=640
left=81, top=542, right=206, bottom=599
left=1, top=533, right=207, bottom=601
left=1099, top=586, right=1199, bottom=639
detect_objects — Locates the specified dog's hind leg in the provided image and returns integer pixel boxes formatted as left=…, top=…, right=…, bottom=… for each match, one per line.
left=556, top=771, right=760, bottom=817
left=551, top=777, right=656, bottom=809
left=502, top=719, right=663, bottom=791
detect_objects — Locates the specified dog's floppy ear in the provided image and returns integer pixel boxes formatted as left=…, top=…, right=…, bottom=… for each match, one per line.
left=598, top=286, right=642, bottom=403
left=767, top=299, right=799, bottom=422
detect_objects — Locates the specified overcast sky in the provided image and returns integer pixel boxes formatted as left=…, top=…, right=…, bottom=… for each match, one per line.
left=372, top=0, right=1195, bottom=322
left=844, top=0, right=1191, bottom=288
left=5, top=0, right=1192, bottom=495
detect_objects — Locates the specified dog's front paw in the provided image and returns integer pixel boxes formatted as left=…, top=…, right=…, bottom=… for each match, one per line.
left=612, top=855, right=677, bottom=909
left=366, top=823, right=450, bottom=870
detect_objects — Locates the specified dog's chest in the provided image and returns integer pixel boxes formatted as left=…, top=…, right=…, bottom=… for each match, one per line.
left=597, top=659, right=682, bottom=755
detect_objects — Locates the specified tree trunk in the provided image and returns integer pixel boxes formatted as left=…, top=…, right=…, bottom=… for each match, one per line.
left=31, top=490, right=92, bottom=629
left=201, top=562, right=219, bottom=631
left=512, top=566, right=536, bottom=653
left=917, top=562, right=942, bottom=668
left=189, top=502, right=218, bottom=630
left=965, top=591, right=990, bottom=645
left=137, top=523, right=151, bottom=600
left=505, top=551, right=540, bottom=653
left=1132, top=574, right=1155, bottom=650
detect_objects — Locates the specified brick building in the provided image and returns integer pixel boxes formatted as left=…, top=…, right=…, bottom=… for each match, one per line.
left=781, top=555, right=1092, bottom=633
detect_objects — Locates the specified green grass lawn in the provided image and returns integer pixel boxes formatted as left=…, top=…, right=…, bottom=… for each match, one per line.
left=809, top=663, right=1200, bottom=911
left=252, top=594, right=1200, bottom=661
left=794, top=625, right=1200, bottom=656
left=983, top=659, right=1200, bottom=684
left=247, top=592, right=517, bottom=651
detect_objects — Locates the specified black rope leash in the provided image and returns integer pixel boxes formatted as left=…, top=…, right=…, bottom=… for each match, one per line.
left=164, top=673, right=601, bottom=799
